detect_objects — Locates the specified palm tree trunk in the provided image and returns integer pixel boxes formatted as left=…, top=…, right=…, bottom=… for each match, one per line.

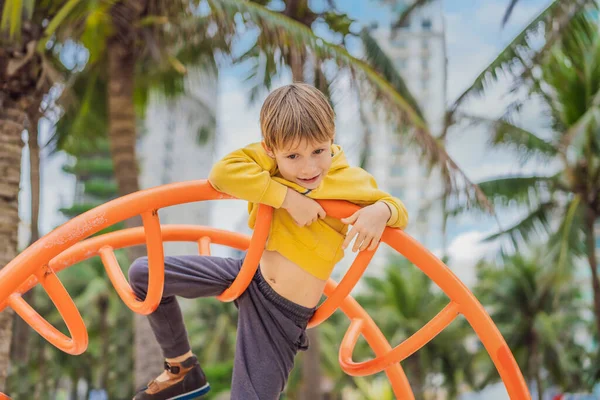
left=408, top=354, right=425, bottom=400
left=27, top=105, right=41, bottom=245
left=302, top=328, right=322, bottom=399
left=528, top=331, right=543, bottom=400
left=0, top=104, right=27, bottom=391
left=107, top=2, right=163, bottom=386
left=584, top=208, right=600, bottom=338
left=34, top=338, right=48, bottom=398
left=10, top=106, right=41, bottom=364
left=98, top=295, right=111, bottom=389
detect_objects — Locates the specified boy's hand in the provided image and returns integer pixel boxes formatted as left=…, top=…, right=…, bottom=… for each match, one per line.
left=341, top=202, right=391, bottom=252
left=282, top=188, right=326, bottom=227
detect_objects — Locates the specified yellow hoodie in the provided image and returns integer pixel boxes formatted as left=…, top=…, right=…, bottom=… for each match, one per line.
left=208, top=142, right=408, bottom=280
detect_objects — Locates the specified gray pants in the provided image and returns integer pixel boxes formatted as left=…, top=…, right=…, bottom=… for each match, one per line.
left=128, top=255, right=315, bottom=400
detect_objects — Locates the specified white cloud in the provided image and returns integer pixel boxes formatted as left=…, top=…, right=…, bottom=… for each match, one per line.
left=446, top=230, right=501, bottom=287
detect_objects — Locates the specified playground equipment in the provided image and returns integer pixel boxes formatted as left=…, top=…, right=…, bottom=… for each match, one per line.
left=0, top=180, right=531, bottom=399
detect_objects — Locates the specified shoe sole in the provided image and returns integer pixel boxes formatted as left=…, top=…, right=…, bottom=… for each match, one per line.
left=166, top=383, right=210, bottom=400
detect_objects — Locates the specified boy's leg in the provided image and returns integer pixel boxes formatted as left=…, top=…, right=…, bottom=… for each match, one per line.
left=230, top=268, right=315, bottom=400
left=128, top=255, right=242, bottom=359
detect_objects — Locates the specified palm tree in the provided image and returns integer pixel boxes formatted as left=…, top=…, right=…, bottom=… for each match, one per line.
left=473, top=249, right=590, bottom=399
left=9, top=104, right=41, bottom=364
left=374, top=0, right=596, bottom=144
left=450, top=12, right=600, bottom=343
left=0, top=1, right=68, bottom=389
left=4, top=0, right=225, bottom=388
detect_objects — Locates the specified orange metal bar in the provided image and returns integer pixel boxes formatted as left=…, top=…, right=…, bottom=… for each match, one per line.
left=8, top=265, right=87, bottom=355
left=216, top=204, right=271, bottom=302
left=339, top=301, right=461, bottom=374
left=324, top=279, right=415, bottom=399
left=0, top=180, right=531, bottom=399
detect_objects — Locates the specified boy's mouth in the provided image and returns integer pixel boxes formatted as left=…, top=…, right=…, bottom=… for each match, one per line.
left=298, top=174, right=320, bottom=184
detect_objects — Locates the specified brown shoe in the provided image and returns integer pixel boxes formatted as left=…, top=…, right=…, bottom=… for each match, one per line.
left=133, top=355, right=210, bottom=400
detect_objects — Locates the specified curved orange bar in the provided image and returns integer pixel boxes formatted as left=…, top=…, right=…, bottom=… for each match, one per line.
left=99, top=210, right=167, bottom=315
left=8, top=265, right=87, bottom=355
left=0, top=224, right=414, bottom=399
left=216, top=204, right=272, bottom=302
left=0, top=181, right=531, bottom=399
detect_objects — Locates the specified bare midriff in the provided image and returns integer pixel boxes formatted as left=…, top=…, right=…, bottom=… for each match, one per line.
left=259, top=249, right=326, bottom=309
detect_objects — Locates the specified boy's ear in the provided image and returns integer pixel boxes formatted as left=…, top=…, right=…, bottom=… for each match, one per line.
left=261, top=141, right=275, bottom=158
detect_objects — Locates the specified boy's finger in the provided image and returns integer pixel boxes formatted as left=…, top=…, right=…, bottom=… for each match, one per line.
left=367, top=238, right=378, bottom=251
left=318, top=207, right=326, bottom=219
left=353, top=232, right=367, bottom=252
left=368, top=235, right=381, bottom=251
left=360, top=235, right=372, bottom=251
left=341, top=211, right=359, bottom=225
left=342, top=227, right=357, bottom=249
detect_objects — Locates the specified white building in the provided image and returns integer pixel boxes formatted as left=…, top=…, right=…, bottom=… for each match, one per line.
left=138, top=67, right=218, bottom=256
left=366, top=0, right=448, bottom=271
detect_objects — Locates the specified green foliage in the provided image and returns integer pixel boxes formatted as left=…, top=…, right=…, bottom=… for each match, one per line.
left=84, top=178, right=118, bottom=198
left=197, top=125, right=213, bottom=145
left=59, top=202, right=103, bottom=217
left=473, top=249, right=592, bottom=392
left=359, top=28, right=423, bottom=120
left=323, top=11, right=353, bottom=37
left=447, top=0, right=596, bottom=119
left=202, top=361, right=234, bottom=398
left=50, top=66, right=109, bottom=155
left=62, top=158, right=114, bottom=178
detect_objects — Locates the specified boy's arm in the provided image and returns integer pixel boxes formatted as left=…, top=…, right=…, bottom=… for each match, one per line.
left=209, top=143, right=326, bottom=226
left=208, top=143, right=287, bottom=208
left=376, top=195, right=408, bottom=229
left=323, top=166, right=409, bottom=229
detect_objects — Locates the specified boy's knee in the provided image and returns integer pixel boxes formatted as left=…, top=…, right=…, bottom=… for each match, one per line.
left=128, top=257, right=149, bottom=293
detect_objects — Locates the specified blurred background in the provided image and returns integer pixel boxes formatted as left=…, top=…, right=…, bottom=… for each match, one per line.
left=1, top=0, right=600, bottom=399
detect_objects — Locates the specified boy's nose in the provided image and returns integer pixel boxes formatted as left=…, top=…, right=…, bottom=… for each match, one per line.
left=300, top=165, right=317, bottom=176
left=301, top=160, right=318, bottom=172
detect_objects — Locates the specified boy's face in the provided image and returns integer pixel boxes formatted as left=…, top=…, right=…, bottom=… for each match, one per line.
left=263, top=138, right=333, bottom=190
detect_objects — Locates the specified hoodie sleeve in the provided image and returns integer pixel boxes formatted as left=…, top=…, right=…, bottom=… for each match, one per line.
left=318, top=166, right=409, bottom=229
left=208, top=143, right=288, bottom=208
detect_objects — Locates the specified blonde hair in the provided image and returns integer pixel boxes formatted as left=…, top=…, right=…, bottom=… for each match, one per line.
left=260, top=83, right=335, bottom=150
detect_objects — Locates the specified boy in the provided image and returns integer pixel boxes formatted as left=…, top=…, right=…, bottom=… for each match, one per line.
left=129, top=83, right=408, bottom=400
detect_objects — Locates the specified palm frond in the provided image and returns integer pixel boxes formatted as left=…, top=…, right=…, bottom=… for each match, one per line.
left=207, top=0, right=491, bottom=211
left=49, top=66, right=108, bottom=154
left=1, top=0, right=24, bottom=39
left=483, top=201, right=556, bottom=247
left=460, top=113, right=559, bottom=162
left=502, top=0, right=521, bottom=27
left=388, top=0, right=434, bottom=30
left=447, top=0, right=593, bottom=117
left=448, top=174, right=558, bottom=217
left=360, top=28, right=424, bottom=119
left=549, top=196, right=587, bottom=271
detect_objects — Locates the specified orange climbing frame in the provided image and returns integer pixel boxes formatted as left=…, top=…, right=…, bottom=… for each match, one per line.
left=0, top=180, right=531, bottom=399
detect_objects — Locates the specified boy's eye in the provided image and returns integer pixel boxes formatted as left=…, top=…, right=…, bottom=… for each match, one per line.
left=314, top=149, right=325, bottom=155
left=287, top=154, right=297, bottom=160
